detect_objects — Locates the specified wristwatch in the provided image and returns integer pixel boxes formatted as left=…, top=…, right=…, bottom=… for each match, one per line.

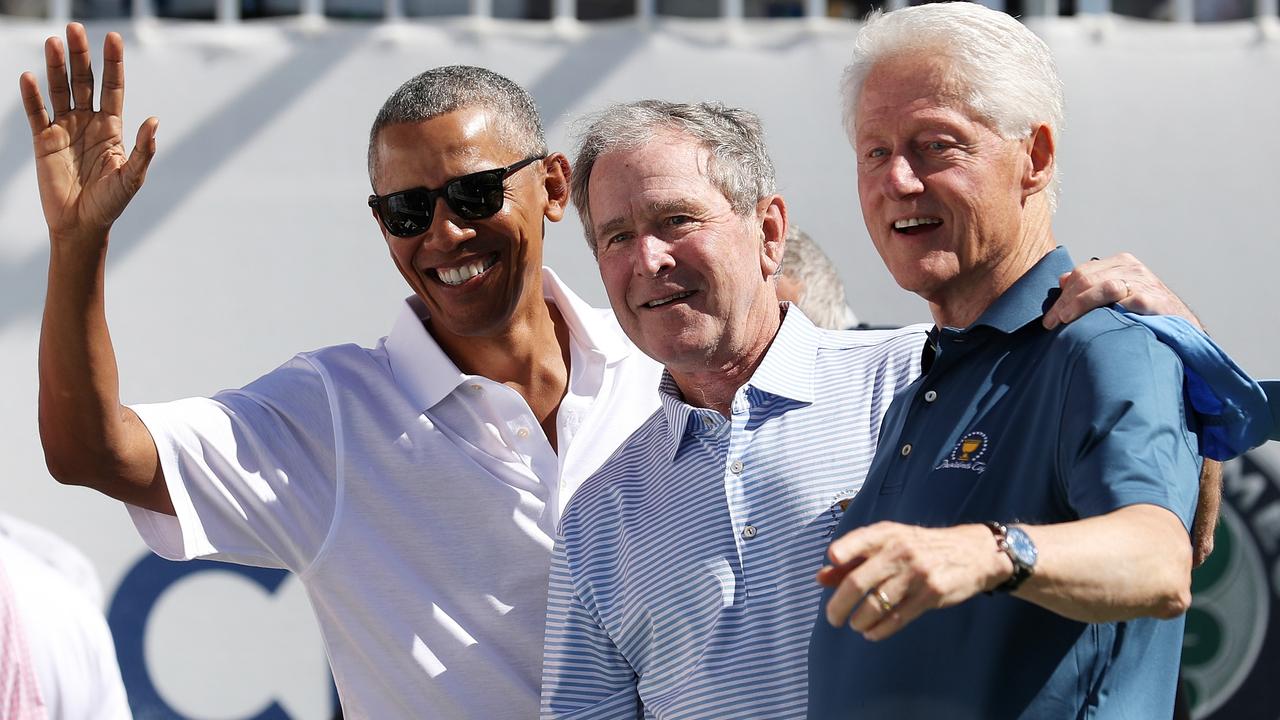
left=985, top=521, right=1037, bottom=592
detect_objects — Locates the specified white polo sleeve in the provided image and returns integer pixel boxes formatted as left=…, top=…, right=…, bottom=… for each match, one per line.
left=126, top=356, right=338, bottom=572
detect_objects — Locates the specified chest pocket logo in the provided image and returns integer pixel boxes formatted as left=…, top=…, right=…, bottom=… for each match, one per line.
left=824, top=489, right=857, bottom=537
left=934, top=431, right=991, bottom=474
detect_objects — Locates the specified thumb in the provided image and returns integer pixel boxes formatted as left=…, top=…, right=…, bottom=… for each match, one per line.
left=123, top=116, right=158, bottom=192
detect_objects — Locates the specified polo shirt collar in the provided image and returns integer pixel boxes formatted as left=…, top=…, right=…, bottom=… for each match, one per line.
left=970, top=246, right=1074, bottom=334
left=385, top=266, right=633, bottom=413
left=746, top=303, right=819, bottom=404
left=656, top=304, right=819, bottom=461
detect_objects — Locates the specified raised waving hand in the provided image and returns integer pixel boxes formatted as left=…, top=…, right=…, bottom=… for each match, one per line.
left=24, top=24, right=172, bottom=516
left=19, top=22, right=157, bottom=243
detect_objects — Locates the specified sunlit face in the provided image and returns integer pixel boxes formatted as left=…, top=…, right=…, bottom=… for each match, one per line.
left=854, top=55, right=1035, bottom=312
left=588, top=130, right=784, bottom=374
left=371, top=106, right=558, bottom=341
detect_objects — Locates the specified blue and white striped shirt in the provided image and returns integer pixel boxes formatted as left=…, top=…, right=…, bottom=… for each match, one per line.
left=541, top=309, right=927, bottom=719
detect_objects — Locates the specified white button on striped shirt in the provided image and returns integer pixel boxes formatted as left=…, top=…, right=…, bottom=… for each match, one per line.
left=541, top=310, right=928, bottom=719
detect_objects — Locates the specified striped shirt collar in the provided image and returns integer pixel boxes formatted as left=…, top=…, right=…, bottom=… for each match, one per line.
left=656, top=304, right=821, bottom=462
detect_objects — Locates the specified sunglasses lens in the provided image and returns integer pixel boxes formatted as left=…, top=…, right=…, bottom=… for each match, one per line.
left=446, top=171, right=506, bottom=220
left=382, top=190, right=433, bottom=238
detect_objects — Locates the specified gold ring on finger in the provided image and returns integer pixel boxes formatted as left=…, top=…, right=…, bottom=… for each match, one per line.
left=875, top=588, right=894, bottom=612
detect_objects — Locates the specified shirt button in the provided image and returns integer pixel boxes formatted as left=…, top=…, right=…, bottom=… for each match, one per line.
left=742, top=525, right=758, bottom=539
left=730, top=460, right=744, bottom=474
left=516, top=427, right=530, bottom=439
left=469, top=383, right=483, bottom=392
left=924, top=390, right=938, bottom=403
left=900, top=444, right=912, bottom=457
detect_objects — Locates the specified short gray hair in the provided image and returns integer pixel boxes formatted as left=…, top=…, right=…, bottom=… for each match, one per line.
left=571, top=100, right=776, bottom=252
left=367, top=65, right=547, bottom=187
left=779, top=226, right=859, bottom=330
left=841, top=3, right=1064, bottom=210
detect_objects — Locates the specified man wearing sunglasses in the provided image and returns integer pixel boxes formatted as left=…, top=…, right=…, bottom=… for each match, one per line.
left=24, top=24, right=662, bottom=719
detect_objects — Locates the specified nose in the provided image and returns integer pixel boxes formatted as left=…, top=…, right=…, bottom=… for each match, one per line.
left=634, top=233, right=675, bottom=278
left=420, top=198, right=477, bottom=253
left=885, top=154, right=924, bottom=200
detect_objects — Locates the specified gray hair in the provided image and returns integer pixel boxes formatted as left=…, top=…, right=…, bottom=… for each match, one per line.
left=779, top=226, right=859, bottom=330
left=367, top=65, right=547, bottom=186
left=571, top=100, right=777, bottom=252
left=841, top=3, right=1064, bottom=210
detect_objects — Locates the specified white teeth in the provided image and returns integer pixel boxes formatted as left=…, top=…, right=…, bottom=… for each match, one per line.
left=894, top=217, right=942, bottom=230
left=645, top=291, right=694, bottom=308
left=436, top=257, right=495, bottom=286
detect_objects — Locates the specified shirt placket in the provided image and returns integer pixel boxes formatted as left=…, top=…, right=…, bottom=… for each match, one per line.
left=722, top=386, right=776, bottom=599
left=465, top=377, right=558, bottom=497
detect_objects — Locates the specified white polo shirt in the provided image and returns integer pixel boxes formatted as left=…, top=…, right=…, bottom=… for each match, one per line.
left=127, top=268, right=662, bottom=719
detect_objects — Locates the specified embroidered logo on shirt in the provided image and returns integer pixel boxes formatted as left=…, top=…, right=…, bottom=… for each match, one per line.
left=935, top=431, right=990, bottom=474
left=825, top=489, right=858, bottom=536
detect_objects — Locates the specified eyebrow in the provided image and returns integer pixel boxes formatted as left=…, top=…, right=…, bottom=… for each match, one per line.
left=595, top=198, right=707, bottom=239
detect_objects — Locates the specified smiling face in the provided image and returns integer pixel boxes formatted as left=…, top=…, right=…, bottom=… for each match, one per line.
left=371, top=106, right=564, bottom=342
left=588, top=129, right=785, bottom=376
left=854, top=54, right=1053, bottom=325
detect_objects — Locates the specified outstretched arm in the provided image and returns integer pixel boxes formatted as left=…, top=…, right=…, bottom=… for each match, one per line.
left=23, top=24, right=171, bottom=514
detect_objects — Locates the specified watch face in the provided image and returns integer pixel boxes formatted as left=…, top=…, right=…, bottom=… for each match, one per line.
left=1005, top=526, right=1038, bottom=568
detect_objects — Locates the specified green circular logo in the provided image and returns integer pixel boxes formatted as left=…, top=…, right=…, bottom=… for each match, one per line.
left=1183, top=451, right=1280, bottom=718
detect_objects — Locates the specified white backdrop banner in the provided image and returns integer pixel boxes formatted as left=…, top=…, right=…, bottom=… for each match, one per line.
left=0, top=15, right=1277, bottom=719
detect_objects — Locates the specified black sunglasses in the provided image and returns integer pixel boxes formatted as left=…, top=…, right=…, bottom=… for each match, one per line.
left=368, top=156, right=545, bottom=238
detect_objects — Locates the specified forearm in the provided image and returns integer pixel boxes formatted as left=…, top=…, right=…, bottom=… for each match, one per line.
left=1014, top=504, right=1191, bottom=623
left=39, top=234, right=167, bottom=510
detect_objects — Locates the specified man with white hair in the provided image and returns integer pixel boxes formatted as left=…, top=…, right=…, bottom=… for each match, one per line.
left=807, top=5, right=1226, bottom=717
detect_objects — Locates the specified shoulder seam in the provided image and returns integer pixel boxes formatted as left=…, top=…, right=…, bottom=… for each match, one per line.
left=294, top=352, right=346, bottom=579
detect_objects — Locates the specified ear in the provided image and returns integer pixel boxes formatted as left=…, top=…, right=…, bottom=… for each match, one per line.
left=542, top=152, right=571, bottom=223
left=758, top=194, right=788, bottom=279
left=1022, top=122, right=1055, bottom=199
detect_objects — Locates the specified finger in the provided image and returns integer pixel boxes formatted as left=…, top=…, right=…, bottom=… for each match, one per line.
left=100, top=32, right=125, bottom=118
left=66, top=23, right=95, bottom=111
left=44, top=36, right=71, bottom=117
left=19, top=72, right=50, bottom=136
left=861, top=577, right=931, bottom=642
left=1044, top=278, right=1125, bottom=329
left=825, top=552, right=899, bottom=627
left=816, top=559, right=862, bottom=588
left=123, top=117, right=159, bottom=191
left=827, top=522, right=891, bottom=567
left=845, top=581, right=905, bottom=635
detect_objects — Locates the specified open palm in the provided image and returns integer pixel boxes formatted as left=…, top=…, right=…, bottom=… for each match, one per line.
left=19, top=23, right=156, bottom=243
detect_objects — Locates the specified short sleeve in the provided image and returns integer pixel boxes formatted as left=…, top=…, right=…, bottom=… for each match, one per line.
left=1056, top=324, right=1201, bottom=531
left=541, top=536, right=640, bottom=720
left=126, top=356, right=339, bottom=572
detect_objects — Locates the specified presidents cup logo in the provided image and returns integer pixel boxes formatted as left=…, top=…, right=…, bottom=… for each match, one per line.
left=1182, top=450, right=1280, bottom=719
left=934, top=431, right=990, bottom=474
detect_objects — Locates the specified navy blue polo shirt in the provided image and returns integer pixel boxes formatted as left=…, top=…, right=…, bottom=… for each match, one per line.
left=808, top=247, right=1201, bottom=720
